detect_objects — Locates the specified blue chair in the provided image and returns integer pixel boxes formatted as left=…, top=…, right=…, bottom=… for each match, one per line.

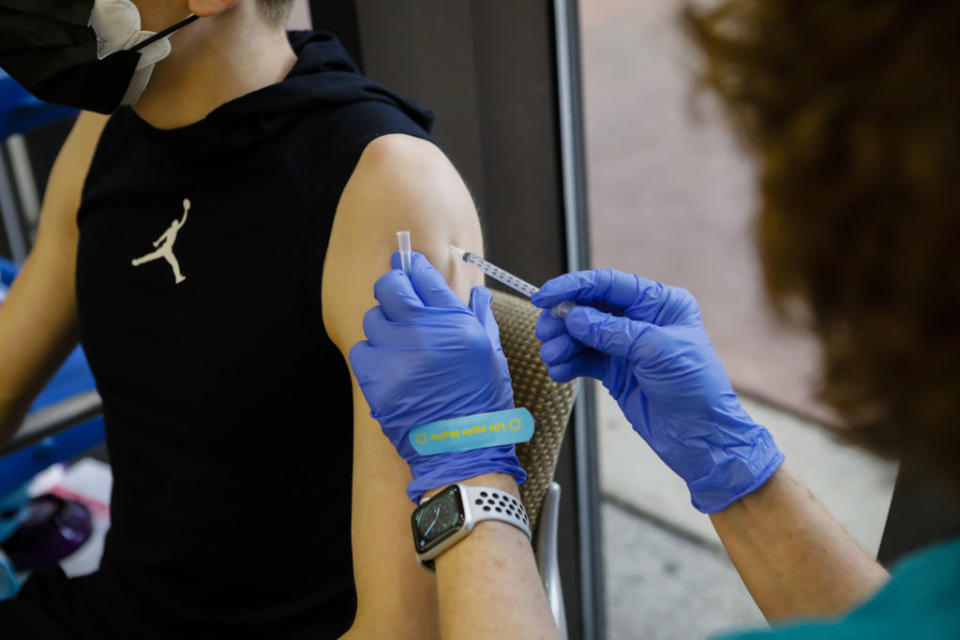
left=0, top=258, right=105, bottom=597
left=0, top=85, right=99, bottom=597
left=0, top=257, right=105, bottom=494
left=0, top=71, right=77, bottom=141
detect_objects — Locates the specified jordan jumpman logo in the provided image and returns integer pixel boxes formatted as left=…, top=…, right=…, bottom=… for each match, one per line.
left=132, top=199, right=190, bottom=284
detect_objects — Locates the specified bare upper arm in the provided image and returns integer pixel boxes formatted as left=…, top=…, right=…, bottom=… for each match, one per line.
left=323, top=134, right=483, bottom=348
left=322, top=134, right=484, bottom=638
left=0, top=111, right=108, bottom=441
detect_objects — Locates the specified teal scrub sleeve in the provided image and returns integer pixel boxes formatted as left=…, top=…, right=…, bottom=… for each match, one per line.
left=714, top=537, right=960, bottom=640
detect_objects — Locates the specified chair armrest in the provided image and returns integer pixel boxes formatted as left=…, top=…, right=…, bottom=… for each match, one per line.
left=536, top=481, right=568, bottom=639
left=0, top=391, right=105, bottom=496
left=3, top=390, right=103, bottom=454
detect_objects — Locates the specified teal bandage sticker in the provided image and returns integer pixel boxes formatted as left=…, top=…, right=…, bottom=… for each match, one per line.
left=409, top=408, right=534, bottom=456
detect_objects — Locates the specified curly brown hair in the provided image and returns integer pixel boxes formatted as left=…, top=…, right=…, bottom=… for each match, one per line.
left=684, top=1, right=960, bottom=493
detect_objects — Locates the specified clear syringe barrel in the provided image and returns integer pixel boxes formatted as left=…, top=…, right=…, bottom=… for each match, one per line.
left=450, top=245, right=573, bottom=318
left=459, top=249, right=539, bottom=297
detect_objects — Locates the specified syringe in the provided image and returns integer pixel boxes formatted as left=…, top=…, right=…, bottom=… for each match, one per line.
left=450, top=245, right=574, bottom=319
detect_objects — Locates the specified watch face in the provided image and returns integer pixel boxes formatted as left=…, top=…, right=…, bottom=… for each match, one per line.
left=412, top=485, right=465, bottom=553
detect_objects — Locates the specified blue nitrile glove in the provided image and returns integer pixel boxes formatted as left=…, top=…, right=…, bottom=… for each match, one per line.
left=531, top=269, right=783, bottom=513
left=349, top=251, right=526, bottom=503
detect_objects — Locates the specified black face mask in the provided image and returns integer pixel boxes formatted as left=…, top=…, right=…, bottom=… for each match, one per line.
left=0, top=0, right=197, bottom=114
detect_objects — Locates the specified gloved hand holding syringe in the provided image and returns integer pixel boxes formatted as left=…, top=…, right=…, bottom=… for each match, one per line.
left=391, top=229, right=783, bottom=514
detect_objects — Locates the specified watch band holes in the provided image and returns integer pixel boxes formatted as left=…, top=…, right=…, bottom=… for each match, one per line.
left=471, top=490, right=528, bottom=525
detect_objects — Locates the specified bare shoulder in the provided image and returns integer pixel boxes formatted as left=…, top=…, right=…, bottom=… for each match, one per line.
left=55, top=111, right=110, bottom=179
left=322, top=133, right=483, bottom=352
left=334, top=133, right=478, bottom=242
left=39, top=111, right=110, bottom=231
left=67, top=110, right=110, bottom=143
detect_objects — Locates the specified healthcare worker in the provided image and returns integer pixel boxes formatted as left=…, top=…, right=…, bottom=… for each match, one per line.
left=348, top=1, right=960, bottom=638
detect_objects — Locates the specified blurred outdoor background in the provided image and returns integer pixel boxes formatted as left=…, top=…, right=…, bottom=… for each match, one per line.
left=578, top=2, right=899, bottom=638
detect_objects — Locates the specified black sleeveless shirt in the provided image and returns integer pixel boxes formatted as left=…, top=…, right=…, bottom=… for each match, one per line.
left=71, top=32, right=432, bottom=638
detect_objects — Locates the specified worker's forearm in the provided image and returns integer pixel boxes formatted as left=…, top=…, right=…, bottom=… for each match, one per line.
left=429, top=474, right=561, bottom=640
left=710, top=463, right=888, bottom=621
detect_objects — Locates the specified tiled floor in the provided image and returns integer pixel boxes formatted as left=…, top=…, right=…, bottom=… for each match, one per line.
left=602, top=500, right=765, bottom=640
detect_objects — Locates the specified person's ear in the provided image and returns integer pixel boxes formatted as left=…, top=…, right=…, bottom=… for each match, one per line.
left=186, top=0, right=240, bottom=18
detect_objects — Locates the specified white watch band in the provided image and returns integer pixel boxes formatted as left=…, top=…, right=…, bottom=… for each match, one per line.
left=416, top=484, right=531, bottom=569
left=461, top=485, right=531, bottom=538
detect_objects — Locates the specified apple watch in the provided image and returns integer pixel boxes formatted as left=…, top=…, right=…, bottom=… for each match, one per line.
left=411, top=483, right=531, bottom=570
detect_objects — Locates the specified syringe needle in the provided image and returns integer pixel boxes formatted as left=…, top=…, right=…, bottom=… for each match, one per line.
left=450, top=245, right=573, bottom=318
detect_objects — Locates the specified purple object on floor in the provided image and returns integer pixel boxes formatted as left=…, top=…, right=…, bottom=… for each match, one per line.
left=1, top=495, right=92, bottom=572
